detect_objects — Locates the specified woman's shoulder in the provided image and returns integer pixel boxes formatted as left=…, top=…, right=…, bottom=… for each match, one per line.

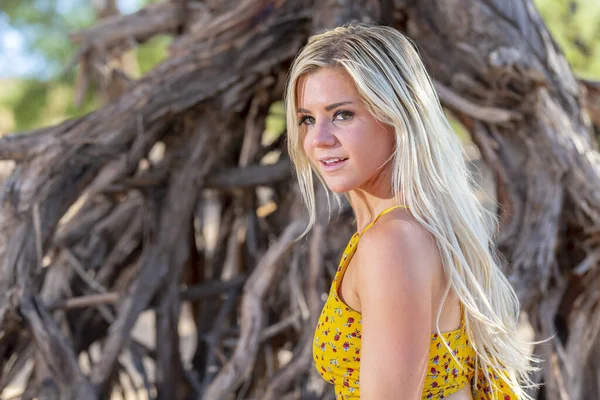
left=357, top=210, right=437, bottom=264
left=354, top=211, right=440, bottom=290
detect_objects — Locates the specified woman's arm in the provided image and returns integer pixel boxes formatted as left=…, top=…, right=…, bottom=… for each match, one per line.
left=355, top=219, right=440, bottom=400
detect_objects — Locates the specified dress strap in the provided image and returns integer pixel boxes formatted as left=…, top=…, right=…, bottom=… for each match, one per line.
left=359, top=204, right=408, bottom=236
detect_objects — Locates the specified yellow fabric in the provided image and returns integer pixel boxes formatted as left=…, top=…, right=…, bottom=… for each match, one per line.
left=312, top=205, right=517, bottom=399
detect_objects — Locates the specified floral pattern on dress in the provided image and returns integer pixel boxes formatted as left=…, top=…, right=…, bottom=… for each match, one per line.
left=312, top=206, right=517, bottom=400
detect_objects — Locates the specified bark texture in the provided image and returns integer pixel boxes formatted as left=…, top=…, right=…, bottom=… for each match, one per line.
left=0, top=1, right=598, bottom=399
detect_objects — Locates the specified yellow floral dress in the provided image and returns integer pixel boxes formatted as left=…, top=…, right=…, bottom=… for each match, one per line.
left=312, top=205, right=517, bottom=399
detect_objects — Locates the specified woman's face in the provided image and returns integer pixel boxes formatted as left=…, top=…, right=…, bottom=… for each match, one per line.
left=296, top=67, right=395, bottom=194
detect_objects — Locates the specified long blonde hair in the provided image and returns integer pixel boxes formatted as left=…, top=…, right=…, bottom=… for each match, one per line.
left=285, top=23, right=538, bottom=398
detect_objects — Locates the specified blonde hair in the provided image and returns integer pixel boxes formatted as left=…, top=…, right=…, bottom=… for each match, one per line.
left=285, top=23, right=538, bottom=398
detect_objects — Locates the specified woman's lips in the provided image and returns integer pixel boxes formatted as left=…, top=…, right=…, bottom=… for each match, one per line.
left=320, top=158, right=348, bottom=172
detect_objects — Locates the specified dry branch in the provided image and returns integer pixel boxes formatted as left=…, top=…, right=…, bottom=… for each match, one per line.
left=70, top=2, right=187, bottom=48
left=21, top=295, right=96, bottom=400
left=580, top=78, right=600, bottom=128
left=0, top=1, right=599, bottom=399
left=89, top=108, right=232, bottom=393
left=204, top=218, right=306, bottom=400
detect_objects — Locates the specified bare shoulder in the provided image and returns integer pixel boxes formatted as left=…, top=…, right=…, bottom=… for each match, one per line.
left=354, top=213, right=450, bottom=399
left=353, top=211, right=443, bottom=394
left=352, top=211, right=442, bottom=313
left=356, top=212, right=439, bottom=278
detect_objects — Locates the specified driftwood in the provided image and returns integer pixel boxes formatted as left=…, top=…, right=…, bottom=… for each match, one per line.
left=0, top=1, right=598, bottom=399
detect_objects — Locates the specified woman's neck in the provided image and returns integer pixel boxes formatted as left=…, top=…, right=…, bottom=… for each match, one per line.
left=347, top=190, right=401, bottom=234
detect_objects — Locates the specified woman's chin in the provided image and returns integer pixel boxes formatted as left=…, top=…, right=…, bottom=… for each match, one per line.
left=324, top=180, right=355, bottom=194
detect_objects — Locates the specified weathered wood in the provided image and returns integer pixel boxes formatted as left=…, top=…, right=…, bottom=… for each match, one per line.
left=70, top=2, right=186, bottom=47
left=89, top=108, right=233, bottom=394
left=21, top=295, right=97, bottom=400
left=0, top=1, right=598, bottom=399
left=203, top=218, right=306, bottom=400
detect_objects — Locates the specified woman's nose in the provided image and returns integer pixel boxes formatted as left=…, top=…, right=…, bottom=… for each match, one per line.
left=312, top=124, right=336, bottom=147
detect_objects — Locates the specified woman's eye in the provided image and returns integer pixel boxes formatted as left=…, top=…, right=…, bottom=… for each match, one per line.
left=298, top=115, right=315, bottom=126
left=334, top=110, right=354, bottom=121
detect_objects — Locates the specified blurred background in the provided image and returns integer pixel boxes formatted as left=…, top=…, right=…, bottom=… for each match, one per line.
left=0, top=1, right=599, bottom=400
left=0, top=0, right=599, bottom=134
left=1, top=0, right=171, bottom=133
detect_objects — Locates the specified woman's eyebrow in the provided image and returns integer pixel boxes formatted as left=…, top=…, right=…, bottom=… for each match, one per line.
left=296, top=101, right=354, bottom=114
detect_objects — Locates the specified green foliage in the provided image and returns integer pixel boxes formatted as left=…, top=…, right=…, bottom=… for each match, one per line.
left=0, top=77, right=101, bottom=133
left=534, top=0, right=600, bottom=79
left=264, top=101, right=286, bottom=145
left=0, top=0, right=171, bottom=133
left=2, top=0, right=95, bottom=77
left=134, top=34, right=172, bottom=78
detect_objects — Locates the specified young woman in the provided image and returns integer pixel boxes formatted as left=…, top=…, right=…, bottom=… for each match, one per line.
left=284, top=23, right=537, bottom=399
